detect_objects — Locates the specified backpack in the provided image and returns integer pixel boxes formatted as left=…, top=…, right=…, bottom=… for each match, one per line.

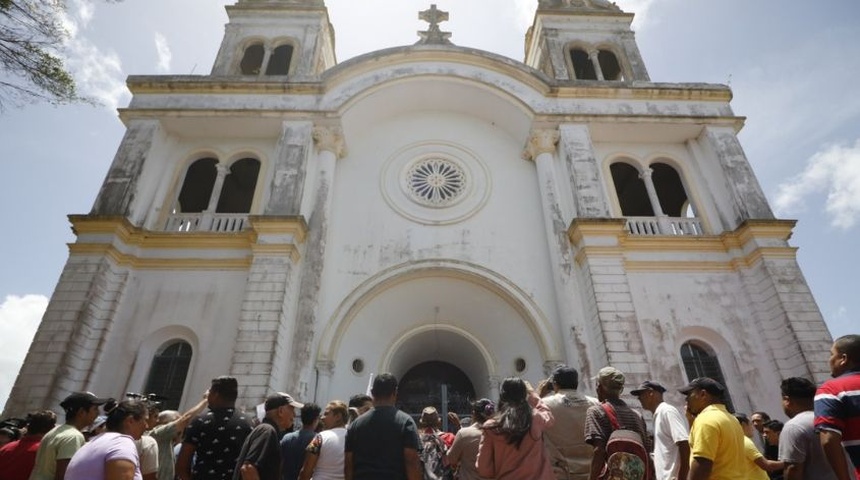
left=420, top=431, right=454, bottom=480
left=600, top=403, right=651, bottom=480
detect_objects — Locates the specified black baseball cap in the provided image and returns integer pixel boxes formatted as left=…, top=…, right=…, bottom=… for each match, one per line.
left=630, top=380, right=667, bottom=396
left=678, top=377, right=725, bottom=396
left=264, top=392, right=304, bottom=411
left=60, top=392, right=110, bottom=410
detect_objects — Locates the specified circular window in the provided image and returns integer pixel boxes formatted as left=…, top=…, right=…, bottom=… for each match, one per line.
left=381, top=142, right=491, bottom=225
left=514, top=358, right=527, bottom=373
left=352, top=359, right=364, bottom=374
left=406, top=158, right=466, bottom=207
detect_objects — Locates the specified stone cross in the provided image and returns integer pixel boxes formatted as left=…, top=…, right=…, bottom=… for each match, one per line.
left=416, top=4, right=453, bottom=45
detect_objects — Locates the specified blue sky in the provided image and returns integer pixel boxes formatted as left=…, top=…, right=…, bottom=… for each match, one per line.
left=1, top=0, right=858, bottom=410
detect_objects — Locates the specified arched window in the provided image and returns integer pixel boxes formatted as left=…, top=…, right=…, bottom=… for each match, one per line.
left=680, top=341, right=735, bottom=411
left=144, top=341, right=192, bottom=410
left=598, top=50, right=623, bottom=80
left=176, top=158, right=218, bottom=213
left=240, top=43, right=265, bottom=75
left=651, top=163, right=689, bottom=217
left=570, top=48, right=597, bottom=80
left=265, top=44, right=293, bottom=75
left=216, top=158, right=261, bottom=213
left=610, top=162, right=653, bottom=216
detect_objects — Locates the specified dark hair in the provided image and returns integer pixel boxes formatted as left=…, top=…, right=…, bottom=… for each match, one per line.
left=764, top=419, right=784, bottom=432
left=210, top=376, right=239, bottom=403
left=471, top=398, right=495, bottom=424
left=751, top=411, right=771, bottom=421
left=300, top=403, right=322, bottom=425
left=551, top=366, right=579, bottom=390
left=487, top=377, right=531, bottom=448
left=734, top=413, right=750, bottom=425
left=371, top=373, right=398, bottom=398
left=780, top=377, right=816, bottom=400
left=0, top=427, right=19, bottom=441
left=348, top=394, right=372, bottom=409
left=26, top=411, right=57, bottom=435
left=105, top=400, right=148, bottom=432
left=834, top=335, right=860, bottom=364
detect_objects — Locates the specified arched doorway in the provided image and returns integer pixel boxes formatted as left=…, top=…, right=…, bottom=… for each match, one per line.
left=398, top=361, right=476, bottom=416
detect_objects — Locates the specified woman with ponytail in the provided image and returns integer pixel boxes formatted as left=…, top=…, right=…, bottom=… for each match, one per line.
left=65, top=399, right=149, bottom=480
left=476, top=377, right=554, bottom=480
left=446, top=398, right=496, bottom=480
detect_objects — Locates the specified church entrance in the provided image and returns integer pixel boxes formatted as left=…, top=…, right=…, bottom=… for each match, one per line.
left=398, top=360, right=476, bottom=417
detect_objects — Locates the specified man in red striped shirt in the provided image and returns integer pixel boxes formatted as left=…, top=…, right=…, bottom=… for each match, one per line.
left=814, top=334, right=860, bottom=480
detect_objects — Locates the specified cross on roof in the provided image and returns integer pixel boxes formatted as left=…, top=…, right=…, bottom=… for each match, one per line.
left=416, top=4, right=453, bottom=45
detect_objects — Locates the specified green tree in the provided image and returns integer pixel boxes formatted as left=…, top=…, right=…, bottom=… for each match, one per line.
left=0, top=0, right=83, bottom=110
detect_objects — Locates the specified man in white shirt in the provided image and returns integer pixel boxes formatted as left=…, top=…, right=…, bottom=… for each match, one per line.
left=631, top=380, right=690, bottom=480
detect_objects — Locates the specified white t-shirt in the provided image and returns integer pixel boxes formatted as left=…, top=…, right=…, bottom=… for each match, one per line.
left=134, top=434, right=159, bottom=475
left=652, top=401, right=690, bottom=480
left=307, top=427, right=347, bottom=480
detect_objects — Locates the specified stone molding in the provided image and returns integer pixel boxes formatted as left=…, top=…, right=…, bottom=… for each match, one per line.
left=523, top=128, right=560, bottom=161
left=312, top=126, right=347, bottom=158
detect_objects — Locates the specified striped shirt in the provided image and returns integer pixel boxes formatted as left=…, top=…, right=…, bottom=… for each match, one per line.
left=584, top=397, right=652, bottom=452
left=814, top=370, right=860, bottom=478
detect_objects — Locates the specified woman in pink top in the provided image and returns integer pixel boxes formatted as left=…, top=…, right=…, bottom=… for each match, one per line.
left=65, top=399, right=149, bottom=480
left=477, top=377, right=555, bottom=480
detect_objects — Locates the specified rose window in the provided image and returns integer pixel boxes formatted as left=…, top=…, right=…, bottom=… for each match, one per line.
left=406, top=158, right=466, bottom=207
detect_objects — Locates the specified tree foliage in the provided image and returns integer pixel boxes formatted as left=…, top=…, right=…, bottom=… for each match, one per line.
left=0, top=0, right=82, bottom=110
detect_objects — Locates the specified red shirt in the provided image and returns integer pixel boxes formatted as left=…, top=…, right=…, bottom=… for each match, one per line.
left=0, top=436, right=42, bottom=480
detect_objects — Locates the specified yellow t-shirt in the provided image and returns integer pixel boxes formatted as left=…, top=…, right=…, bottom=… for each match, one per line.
left=742, top=436, right=769, bottom=480
left=688, top=404, right=746, bottom=480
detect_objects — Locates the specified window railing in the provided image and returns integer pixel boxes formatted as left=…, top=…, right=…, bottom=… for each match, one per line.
left=626, top=216, right=704, bottom=236
left=164, top=213, right=248, bottom=233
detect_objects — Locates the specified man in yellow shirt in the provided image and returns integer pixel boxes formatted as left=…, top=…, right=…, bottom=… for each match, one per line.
left=680, top=378, right=746, bottom=480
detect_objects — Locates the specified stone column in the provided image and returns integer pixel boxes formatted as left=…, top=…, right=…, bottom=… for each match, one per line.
left=523, top=128, right=583, bottom=372
left=544, top=30, right=571, bottom=81
left=200, top=163, right=230, bottom=229
left=91, top=120, right=160, bottom=218
left=588, top=49, right=605, bottom=81
left=259, top=46, right=273, bottom=76
left=639, top=168, right=671, bottom=233
left=287, top=125, right=346, bottom=398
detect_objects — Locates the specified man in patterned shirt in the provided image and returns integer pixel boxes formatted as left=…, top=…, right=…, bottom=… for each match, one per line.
left=177, top=376, right=254, bottom=480
left=814, top=334, right=860, bottom=480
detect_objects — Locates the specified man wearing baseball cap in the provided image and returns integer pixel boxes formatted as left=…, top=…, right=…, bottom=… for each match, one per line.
left=632, top=381, right=689, bottom=480
left=680, top=377, right=745, bottom=480
left=30, top=391, right=108, bottom=480
left=234, top=392, right=304, bottom=480
left=584, top=366, right=651, bottom=480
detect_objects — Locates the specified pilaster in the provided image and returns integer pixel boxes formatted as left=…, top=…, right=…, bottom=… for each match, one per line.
left=91, top=120, right=161, bottom=218
left=523, top=127, right=587, bottom=374
left=286, top=125, right=346, bottom=398
left=567, top=219, right=652, bottom=387
left=559, top=124, right=612, bottom=218
left=265, top=121, right=314, bottom=215
left=701, top=126, right=774, bottom=228
left=230, top=216, right=308, bottom=406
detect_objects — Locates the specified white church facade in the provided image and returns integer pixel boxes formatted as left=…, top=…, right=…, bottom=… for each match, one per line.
left=4, top=0, right=834, bottom=417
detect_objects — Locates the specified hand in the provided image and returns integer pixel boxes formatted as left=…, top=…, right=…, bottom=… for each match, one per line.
left=447, top=412, right=460, bottom=427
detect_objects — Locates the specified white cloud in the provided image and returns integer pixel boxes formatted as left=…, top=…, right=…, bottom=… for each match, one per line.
left=64, top=38, right=130, bottom=110
left=0, top=295, right=48, bottom=413
left=774, top=140, right=860, bottom=229
left=154, top=32, right=172, bottom=72
left=71, top=0, right=96, bottom=28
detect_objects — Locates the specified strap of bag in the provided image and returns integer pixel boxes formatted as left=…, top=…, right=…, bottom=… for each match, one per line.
left=600, top=402, right=621, bottom=431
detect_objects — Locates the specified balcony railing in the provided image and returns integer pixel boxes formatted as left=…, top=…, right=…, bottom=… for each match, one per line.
left=626, top=216, right=704, bottom=236
left=164, top=213, right=249, bottom=233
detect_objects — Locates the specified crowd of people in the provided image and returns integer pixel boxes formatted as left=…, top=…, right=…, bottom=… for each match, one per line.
left=0, top=333, right=857, bottom=480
